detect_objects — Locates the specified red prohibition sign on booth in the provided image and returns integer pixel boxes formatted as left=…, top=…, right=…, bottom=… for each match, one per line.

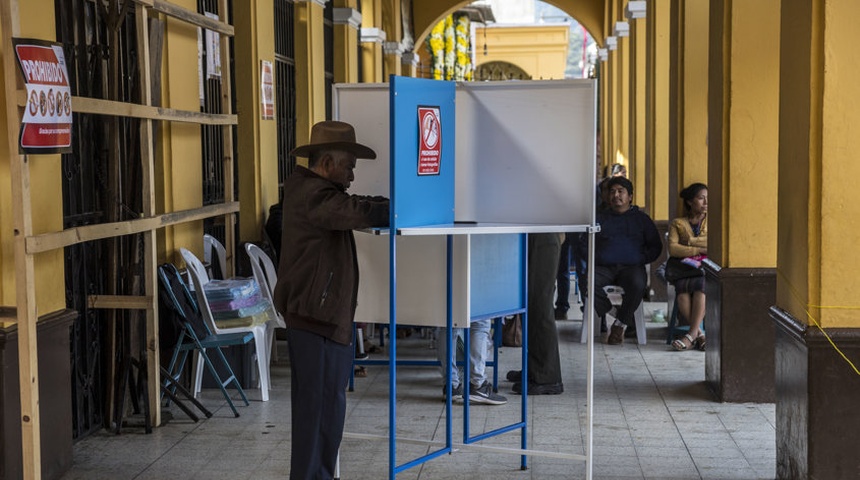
left=417, top=106, right=441, bottom=176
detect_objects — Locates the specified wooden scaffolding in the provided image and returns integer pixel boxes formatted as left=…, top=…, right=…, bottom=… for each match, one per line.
left=1, top=0, right=238, bottom=478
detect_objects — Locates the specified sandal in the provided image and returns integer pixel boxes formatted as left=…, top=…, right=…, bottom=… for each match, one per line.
left=672, top=334, right=695, bottom=351
left=354, top=366, right=367, bottom=378
left=695, top=335, right=706, bottom=351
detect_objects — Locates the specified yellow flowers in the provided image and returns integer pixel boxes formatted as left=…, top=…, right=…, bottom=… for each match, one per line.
left=426, top=13, right=473, bottom=81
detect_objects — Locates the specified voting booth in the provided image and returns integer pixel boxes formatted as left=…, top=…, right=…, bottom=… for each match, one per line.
left=335, top=76, right=599, bottom=479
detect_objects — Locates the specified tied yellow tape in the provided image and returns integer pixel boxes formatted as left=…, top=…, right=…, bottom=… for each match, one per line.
left=777, top=269, right=860, bottom=376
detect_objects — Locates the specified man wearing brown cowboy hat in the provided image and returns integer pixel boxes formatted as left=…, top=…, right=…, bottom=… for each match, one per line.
left=273, top=120, right=389, bottom=480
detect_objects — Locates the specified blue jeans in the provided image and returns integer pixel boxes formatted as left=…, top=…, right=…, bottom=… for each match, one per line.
left=436, top=318, right=491, bottom=387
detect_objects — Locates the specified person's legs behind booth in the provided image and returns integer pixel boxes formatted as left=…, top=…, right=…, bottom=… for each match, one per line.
left=510, top=233, right=564, bottom=395
left=554, top=234, right=573, bottom=319
left=436, top=319, right=507, bottom=405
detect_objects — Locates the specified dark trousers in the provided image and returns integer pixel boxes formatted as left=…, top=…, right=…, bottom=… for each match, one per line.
left=527, top=233, right=563, bottom=385
left=287, top=328, right=353, bottom=480
left=555, top=234, right=572, bottom=313
left=592, top=264, right=647, bottom=327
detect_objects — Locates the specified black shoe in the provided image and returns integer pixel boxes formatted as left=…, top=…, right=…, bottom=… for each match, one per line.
left=355, top=351, right=369, bottom=360
left=554, top=308, right=568, bottom=320
left=607, top=324, right=625, bottom=345
left=506, top=370, right=522, bottom=382
left=512, top=381, right=563, bottom=395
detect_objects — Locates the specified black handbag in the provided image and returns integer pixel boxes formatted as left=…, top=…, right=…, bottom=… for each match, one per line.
left=664, top=256, right=704, bottom=283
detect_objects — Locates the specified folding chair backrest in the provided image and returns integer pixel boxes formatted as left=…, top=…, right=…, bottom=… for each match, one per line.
left=157, top=263, right=210, bottom=339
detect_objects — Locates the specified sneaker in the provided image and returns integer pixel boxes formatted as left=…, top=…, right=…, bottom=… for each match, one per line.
left=506, top=370, right=522, bottom=382
left=468, top=381, right=508, bottom=405
left=511, top=381, right=564, bottom=395
left=607, top=324, right=625, bottom=345
left=441, top=383, right=463, bottom=401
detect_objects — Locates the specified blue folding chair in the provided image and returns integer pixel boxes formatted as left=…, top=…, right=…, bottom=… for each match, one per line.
left=157, top=263, right=252, bottom=417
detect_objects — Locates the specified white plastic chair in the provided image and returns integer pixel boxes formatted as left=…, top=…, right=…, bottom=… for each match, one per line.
left=203, top=233, right=228, bottom=280
left=180, top=248, right=271, bottom=401
left=580, top=285, right=647, bottom=345
left=245, top=243, right=287, bottom=369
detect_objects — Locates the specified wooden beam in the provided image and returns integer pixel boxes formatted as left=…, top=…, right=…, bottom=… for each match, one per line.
left=146, top=0, right=235, bottom=36
left=87, top=295, right=153, bottom=310
left=1, top=0, right=42, bottom=477
left=16, top=91, right=237, bottom=125
left=219, top=0, right=237, bottom=278
left=136, top=2, right=161, bottom=428
left=25, top=202, right=240, bottom=253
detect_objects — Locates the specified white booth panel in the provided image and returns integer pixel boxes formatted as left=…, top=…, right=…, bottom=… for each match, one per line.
left=354, top=235, right=470, bottom=328
left=455, top=80, right=596, bottom=226
left=334, top=84, right=391, bottom=198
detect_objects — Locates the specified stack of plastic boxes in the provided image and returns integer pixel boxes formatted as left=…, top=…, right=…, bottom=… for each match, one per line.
left=205, top=278, right=269, bottom=328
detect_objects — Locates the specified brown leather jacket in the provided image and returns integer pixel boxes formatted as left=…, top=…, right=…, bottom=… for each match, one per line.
left=273, top=166, right=389, bottom=345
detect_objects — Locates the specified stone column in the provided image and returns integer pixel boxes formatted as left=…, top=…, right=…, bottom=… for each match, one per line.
left=705, top=0, right=780, bottom=403
left=293, top=0, right=327, bottom=145
left=646, top=0, right=670, bottom=223
left=772, top=0, right=860, bottom=477
left=333, top=6, right=361, bottom=84
left=233, top=0, right=279, bottom=240
left=360, top=0, right=385, bottom=83
left=668, top=0, right=708, bottom=221
left=401, top=51, right=419, bottom=78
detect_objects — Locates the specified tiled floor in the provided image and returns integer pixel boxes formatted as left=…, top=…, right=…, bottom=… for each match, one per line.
left=60, top=303, right=776, bottom=480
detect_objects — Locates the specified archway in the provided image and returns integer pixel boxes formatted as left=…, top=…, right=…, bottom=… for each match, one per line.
left=412, top=0, right=606, bottom=48
left=474, top=60, right=532, bottom=81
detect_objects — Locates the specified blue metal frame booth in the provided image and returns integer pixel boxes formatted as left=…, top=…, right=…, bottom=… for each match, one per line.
left=336, top=76, right=599, bottom=480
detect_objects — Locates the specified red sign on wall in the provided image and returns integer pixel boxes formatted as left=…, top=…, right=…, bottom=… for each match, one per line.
left=417, top=106, right=441, bottom=176
left=13, top=38, right=73, bottom=154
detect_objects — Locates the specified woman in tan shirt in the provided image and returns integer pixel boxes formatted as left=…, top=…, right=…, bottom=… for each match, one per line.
left=668, top=183, right=708, bottom=351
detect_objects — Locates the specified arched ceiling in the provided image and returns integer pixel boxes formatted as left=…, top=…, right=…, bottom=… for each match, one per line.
left=412, top=0, right=606, bottom=48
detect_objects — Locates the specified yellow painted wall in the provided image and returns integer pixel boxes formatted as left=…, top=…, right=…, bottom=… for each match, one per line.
left=647, top=0, right=670, bottom=221
left=0, top=0, right=65, bottom=312
left=818, top=0, right=860, bottom=327
left=234, top=0, right=278, bottom=242
left=159, top=1, right=205, bottom=264
left=333, top=2, right=360, bottom=84
left=473, top=25, right=569, bottom=80
left=0, top=17, right=13, bottom=306
left=725, top=0, right=779, bottom=268
left=295, top=1, right=327, bottom=145
left=361, top=0, right=385, bottom=83
left=382, top=0, right=402, bottom=78
left=681, top=0, right=708, bottom=192
left=776, top=0, right=813, bottom=323
left=631, top=20, right=646, bottom=211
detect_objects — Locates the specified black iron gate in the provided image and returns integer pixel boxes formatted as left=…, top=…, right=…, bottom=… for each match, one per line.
left=199, top=0, right=236, bottom=244
left=55, top=0, right=143, bottom=439
left=275, top=0, right=296, bottom=191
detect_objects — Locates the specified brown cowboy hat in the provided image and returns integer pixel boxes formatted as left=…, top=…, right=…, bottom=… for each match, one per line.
left=290, top=120, right=377, bottom=159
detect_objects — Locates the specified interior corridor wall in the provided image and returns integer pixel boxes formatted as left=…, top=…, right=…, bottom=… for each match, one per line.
left=0, top=0, right=65, bottom=312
